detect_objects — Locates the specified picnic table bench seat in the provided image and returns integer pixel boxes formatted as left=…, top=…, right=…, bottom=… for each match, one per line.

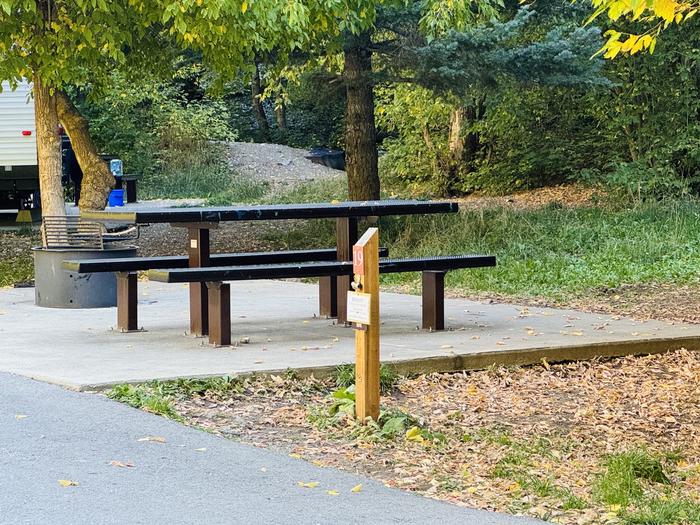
left=146, top=254, right=496, bottom=345
left=62, top=247, right=390, bottom=334
left=61, top=247, right=390, bottom=273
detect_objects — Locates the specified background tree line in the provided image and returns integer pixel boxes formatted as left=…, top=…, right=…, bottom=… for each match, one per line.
left=83, top=0, right=700, bottom=202
left=5, top=0, right=698, bottom=209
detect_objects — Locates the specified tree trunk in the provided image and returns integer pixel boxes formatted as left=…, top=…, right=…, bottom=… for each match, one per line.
left=344, top=31, right=379, bottom=201
left=56, top=91, right=114, bottom=210
left=448, top=107, right=465, bottom=166
left=33, top=76, right=65, bottom=217
left=274, top=96, right=287, bottom=131
left=251, top=61, right=270, bottom=140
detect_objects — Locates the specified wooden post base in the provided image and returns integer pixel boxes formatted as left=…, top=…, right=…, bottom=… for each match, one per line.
left=117, top=272, right=138, bottom=332
left=207, top=282, right=231, bottom=346
left=422, top=270, right=446, bottom=331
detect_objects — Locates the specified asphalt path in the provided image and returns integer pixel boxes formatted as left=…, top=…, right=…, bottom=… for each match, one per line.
left=0, top=372, right=545, bottom=525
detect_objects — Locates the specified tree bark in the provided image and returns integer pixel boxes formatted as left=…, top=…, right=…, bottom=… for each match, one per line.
left=251, top=61, right=270, bottom=140
left=448, top=107, right=465, bottom=166
left=344, top=31, right=380, bottom=201
left=274, top=96, right=287, bottom=131
left=56, top=91, right=114, bottom=210
left=33, top=76, right=65, bottom=217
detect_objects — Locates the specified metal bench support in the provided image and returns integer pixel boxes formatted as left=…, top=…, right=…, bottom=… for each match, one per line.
left=318, top=276, right=338, bottom=318
left=335, top=217, right=358, bottom=325
left=188, top=227, right=210, bottom=336
left=117, top=272, right=138, bottom=332
left=422, top=270, right=446, bottom=331
left=207, top=282, right=231, bottom=346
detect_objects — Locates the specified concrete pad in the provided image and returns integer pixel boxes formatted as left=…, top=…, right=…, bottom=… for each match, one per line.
left=1, top=280, right=699, bottom=390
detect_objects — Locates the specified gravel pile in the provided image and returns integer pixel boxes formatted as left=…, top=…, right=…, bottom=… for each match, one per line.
left=227, top=141, right=343, bottom=189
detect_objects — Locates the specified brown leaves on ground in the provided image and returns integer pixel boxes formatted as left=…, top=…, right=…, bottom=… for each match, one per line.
left=173, top=349, right=700, bottom=525
left=457, top=184, right=602, bottom=211
left=444, top=281, right=700, bottom=326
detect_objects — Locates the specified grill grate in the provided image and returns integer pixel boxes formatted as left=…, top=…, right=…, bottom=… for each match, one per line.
left=41, top=216, right=105, bottom=250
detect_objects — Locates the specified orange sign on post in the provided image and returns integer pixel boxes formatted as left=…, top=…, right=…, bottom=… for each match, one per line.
left=349, top=227, right=380, bottom=421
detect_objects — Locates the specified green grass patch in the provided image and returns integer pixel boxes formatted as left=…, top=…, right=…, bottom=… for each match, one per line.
left=0, top=255, right=33, bottom=287
left=625, top=497, right=700, bottom=525
left=266, top=198, right=700, bottom=301
left=333, top=363, right=400, bottom=394
left=594, top=450, right=671, bottom=507
left=107, top=383, right=182, bottom=420
left=106, top=376, right=246, bottom=420
left=141, top=142, right=268, bottom=201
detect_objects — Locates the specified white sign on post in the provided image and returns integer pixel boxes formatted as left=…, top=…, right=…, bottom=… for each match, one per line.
left=347, top=291, right=372, bottom=325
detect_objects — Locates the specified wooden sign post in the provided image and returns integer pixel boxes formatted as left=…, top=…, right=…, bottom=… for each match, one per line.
left=347, top=227, right=380, bottom=421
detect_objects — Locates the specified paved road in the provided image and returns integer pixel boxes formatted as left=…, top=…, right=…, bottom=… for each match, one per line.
left=0, top=372, right=544, bottom=525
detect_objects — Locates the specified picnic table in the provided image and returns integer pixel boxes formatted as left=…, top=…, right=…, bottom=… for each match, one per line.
left=81, top=200, right=459, bottom=335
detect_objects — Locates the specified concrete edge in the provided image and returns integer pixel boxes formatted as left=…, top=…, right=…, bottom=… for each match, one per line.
left=70, top=335, right=700, bottom=392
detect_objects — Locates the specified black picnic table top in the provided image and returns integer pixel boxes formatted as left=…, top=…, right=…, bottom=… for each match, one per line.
left=80, top=200, right=458, bottom=224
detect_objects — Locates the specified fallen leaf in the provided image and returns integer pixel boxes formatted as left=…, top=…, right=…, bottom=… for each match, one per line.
left=406, top=426, right=425, bottom=443
left=194, top=447, right=207, bottom=452
left=58, top=479, right=78, bottom=487
left=326, top=490, right=340, bottom=496
left=137, top=435, right=166, bottom=443
left=351, top=484, right=362, bottom=493
left=15, top=414, right=28, bottom=420
left=440, top=344, right=453, bottom=349
left=289, top=453, right=302, bottom=459
left=109, top=460, right=134, bottom=468
left=298, top=481, right=319, bottom=488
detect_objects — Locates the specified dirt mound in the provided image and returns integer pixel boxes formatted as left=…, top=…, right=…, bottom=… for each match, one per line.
left=227, top=142, right=343, bottom=187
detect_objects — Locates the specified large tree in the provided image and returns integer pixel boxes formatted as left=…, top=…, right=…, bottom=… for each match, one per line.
left=0, top=0, right=373, bottom=213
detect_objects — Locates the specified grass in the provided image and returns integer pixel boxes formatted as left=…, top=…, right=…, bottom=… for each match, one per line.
left=333, top=363, right=400, bottom=394
left=264, top=196, right=700, bottom=301
left=594, top=450, right=671, bottom=507
left=0, top=255, right=33, bottom=287
left=625, top=498, right=700, bottom=524
left=106, top=376, right=246, bottom=420
left=140, top=142, right=268, bottom=201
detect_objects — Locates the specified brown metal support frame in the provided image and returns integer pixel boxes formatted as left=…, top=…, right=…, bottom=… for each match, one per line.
left=116, top=272, right=138, bottom=332
left=207, top=281, right=231, bottom=346
left=318, top=276, right=338, bottom=318
left=336, top=217, right=358, bottom=324
left=188, top=227, right=211, bottom=336
left=422, top=270, right=446, bottom=331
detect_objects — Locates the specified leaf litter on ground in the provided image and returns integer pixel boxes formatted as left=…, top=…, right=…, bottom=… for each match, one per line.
left=152, top=350, right=700, bottom=524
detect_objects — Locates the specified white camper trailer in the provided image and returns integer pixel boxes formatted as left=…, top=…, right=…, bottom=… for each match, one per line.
left=0, top=80, right=40, bottom=212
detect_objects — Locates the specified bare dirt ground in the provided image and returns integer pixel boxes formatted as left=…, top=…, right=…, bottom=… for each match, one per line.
left=170, top=349, right=700, bottom=525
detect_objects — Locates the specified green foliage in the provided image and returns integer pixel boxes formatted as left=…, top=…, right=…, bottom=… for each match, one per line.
left=107, top=383, right=181, bottom=421
left=309, top=385, right=426, bottom=442
left=594, top=450, right=670, bottom=507
left=624, top=498, right=700, bottom=525
left=79, top=68, right=244, bottom=199
left=333, top=363, right=400, bottom=394
left=377, top=6, right=700, bottom=197
left=328, top=386, right=357, bottom=417
left=107, top=376, right=245, bottom=420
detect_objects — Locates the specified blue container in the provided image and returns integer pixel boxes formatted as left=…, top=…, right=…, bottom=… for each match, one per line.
left=109, top=159, right=123, bottom=178
left=108, top=189, right=124, bottom=207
